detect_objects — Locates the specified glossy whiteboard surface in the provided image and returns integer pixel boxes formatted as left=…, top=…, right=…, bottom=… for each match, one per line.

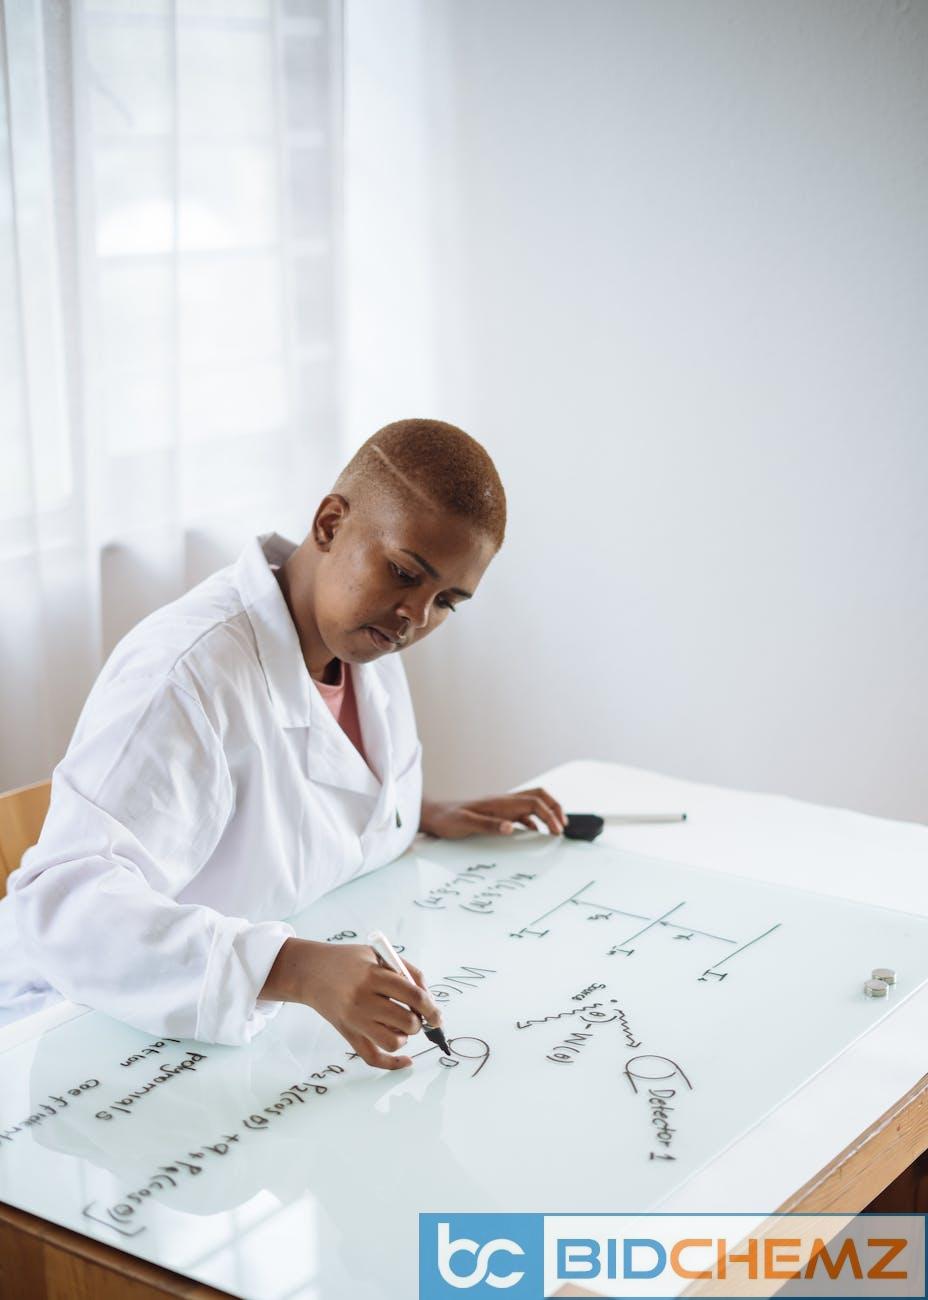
left=2, top=834, right=927, bottom=1300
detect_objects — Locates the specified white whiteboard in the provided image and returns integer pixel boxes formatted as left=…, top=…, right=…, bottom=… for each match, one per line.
left=2, top=833, right=927, bottom=1300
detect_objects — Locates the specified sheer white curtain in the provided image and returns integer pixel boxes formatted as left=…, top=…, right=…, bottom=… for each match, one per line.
left=0, top=0, right=342, bottom=790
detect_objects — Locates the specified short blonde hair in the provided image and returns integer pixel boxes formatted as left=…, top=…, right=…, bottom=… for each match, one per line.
left=334, top=418, right=507, bottom=550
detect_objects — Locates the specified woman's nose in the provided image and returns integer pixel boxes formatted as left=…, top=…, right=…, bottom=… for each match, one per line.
left=396, top=594, right=432, bottom=629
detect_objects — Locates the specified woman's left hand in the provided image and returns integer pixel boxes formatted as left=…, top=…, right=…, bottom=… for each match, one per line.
left=420, top=788, right=567, bottom=839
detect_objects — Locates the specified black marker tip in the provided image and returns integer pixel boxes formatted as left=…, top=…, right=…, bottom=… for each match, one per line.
left=426, top=1025, right=452, bottom=1057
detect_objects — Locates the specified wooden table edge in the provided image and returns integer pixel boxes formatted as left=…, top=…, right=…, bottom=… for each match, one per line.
left=774, top=1068, right=928, bottom=1215
left=0, top=1199, right=232, bottom=1299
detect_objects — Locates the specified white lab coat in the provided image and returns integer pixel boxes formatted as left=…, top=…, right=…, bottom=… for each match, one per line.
left=0, top=533, right=423, bottom=1044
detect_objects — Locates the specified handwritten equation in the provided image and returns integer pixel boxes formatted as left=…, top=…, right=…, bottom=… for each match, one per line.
left=414, top=863, right=536, bottom=914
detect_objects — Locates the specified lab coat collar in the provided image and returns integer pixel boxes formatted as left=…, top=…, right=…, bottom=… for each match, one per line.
left=236, top=533, right=316, bottom=730
left=235, top=533, right=395, bottom=807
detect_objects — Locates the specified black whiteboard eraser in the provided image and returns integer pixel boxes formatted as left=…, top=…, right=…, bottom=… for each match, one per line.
left=563, top=813, right=605, bottom=842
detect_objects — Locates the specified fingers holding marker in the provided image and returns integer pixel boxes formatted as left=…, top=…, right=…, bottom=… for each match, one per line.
left=372, top=1022, right=410, bottom=1052
left=365, top=932, right=453, bottom=1062
left=374, top=967, right=443, bottom=1026
left=373, top=997, right=421, bottom=1037
left=403, top=959, right=428, bottom=990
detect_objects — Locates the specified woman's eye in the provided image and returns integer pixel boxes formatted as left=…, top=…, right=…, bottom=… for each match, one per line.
left=389, top=562, right=456, bottom=612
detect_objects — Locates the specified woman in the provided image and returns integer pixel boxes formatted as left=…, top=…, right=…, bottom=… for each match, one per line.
left=0, top=418, right=566, bottom=1069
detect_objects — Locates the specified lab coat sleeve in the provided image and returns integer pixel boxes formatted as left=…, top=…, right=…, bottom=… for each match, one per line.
left=8, top=677, right=294, bottom=1045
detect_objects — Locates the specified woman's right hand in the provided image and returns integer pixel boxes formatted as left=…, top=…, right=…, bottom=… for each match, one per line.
left=259, top=938, right=444, bottom=1070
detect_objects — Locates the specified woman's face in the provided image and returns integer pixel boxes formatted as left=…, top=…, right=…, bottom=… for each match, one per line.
left=310, top=492, right=497, bottom=666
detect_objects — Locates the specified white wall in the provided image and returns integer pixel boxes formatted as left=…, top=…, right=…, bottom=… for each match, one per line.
left=344, top=0, right=928, bottom=823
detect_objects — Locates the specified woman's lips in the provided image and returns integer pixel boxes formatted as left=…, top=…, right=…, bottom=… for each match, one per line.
left=366, top=626, right=396, bottom=651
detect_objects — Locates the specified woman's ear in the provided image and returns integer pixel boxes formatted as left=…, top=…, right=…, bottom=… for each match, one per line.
left=312, top=494, right=350, bottom=551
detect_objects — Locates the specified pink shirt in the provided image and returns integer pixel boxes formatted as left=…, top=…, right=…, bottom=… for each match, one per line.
left=314, top=660, right=370, bottom=766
